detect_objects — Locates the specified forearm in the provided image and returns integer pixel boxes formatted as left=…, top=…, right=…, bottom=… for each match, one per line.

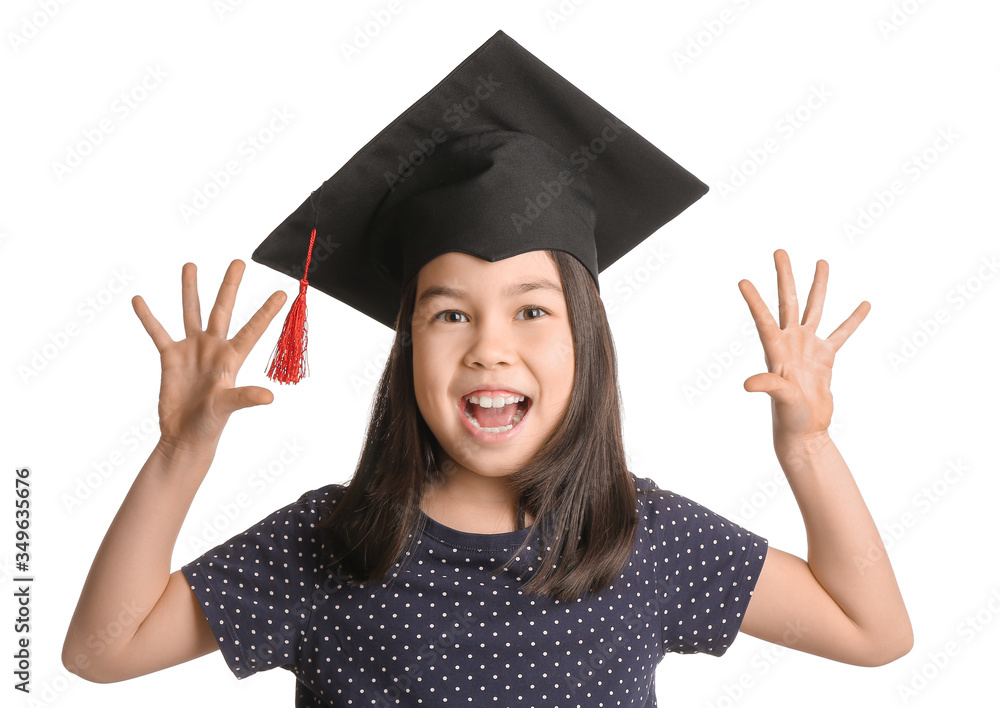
left=776, top=432, right=911, bottom=647
left=62, top=438, right=216, bottom=670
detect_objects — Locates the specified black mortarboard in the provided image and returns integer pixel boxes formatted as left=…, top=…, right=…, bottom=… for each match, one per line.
left=252, top=29, right=708, bottom=383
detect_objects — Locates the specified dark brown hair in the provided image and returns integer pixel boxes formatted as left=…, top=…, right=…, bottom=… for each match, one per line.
left=318, top=249, right=637, bottom=601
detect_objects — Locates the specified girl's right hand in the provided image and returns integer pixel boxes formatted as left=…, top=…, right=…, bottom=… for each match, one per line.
left=131, top=259, right=288, bottom=456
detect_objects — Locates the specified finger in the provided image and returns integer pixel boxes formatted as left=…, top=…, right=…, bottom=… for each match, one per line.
left=206, top=260, right=246, bottom=338
left=801, top=259, right=829, bottom=331
left=826, top=300, right=871, bottom=352
left=132, top=295, right=174, bottom=353
left=743, top=372, right=794, bottom=402
left=218, top=385, right=274, bottom=416
left=230, top=290, right=289, bottom=361
left=181, top=263, right=203, bottom=338
left=738, top=278, right=779, bottom=340
left=774, top=249, right=798, bottom=330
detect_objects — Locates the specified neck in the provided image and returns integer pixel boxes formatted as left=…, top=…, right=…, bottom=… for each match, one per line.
left=421, top=456, right=533, bottom=534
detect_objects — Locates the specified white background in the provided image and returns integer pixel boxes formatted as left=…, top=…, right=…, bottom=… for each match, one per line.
left=2, top=1, right=998, bottom=706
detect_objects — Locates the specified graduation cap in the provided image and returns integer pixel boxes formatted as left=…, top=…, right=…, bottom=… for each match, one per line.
left=252, top=29, right=708, bottom=384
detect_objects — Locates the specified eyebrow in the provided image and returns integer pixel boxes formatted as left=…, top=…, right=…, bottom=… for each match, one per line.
left=416, top=278, right=563, bottom=307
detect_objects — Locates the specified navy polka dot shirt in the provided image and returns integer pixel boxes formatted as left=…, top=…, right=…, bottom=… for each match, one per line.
left=181, top=475, right=767, bottom=706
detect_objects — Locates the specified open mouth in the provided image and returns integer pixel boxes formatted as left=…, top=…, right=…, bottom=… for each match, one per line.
left=461, top=392, right=532, bottom=434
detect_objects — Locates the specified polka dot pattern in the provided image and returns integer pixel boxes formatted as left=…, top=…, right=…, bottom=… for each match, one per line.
left=181, top=475, right=767, bottom=706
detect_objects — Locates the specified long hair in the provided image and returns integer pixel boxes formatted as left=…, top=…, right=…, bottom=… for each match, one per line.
left=318, top=250, right=637, bottom=601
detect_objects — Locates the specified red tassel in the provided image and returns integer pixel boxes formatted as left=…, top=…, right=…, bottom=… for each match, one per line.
left=266, top=228, right=317, bottom=384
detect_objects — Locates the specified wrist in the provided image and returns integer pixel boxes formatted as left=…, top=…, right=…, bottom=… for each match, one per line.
left=155, top=435, right=218, bottom=467
left=773, top=430, right=833, bottom=470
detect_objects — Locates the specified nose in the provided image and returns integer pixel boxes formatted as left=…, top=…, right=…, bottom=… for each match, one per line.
left=463, top=318, right=517, bottom=369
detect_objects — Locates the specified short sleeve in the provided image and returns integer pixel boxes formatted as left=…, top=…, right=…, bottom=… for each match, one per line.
left=636, top=477, right=768, bottom=657
left=180, top=484, right=343, bottom=680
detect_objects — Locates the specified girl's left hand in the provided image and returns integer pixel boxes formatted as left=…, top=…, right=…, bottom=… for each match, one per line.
left=738, top=249, right=870, bottom=448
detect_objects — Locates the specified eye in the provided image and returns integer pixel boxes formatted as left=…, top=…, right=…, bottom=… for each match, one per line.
left=434, top=305, right=549, bottom=324
left=434, top=310, right=469, bottom=323
left=516, top=306, right=549, bottom=320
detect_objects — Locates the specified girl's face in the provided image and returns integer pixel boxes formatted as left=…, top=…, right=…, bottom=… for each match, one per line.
left=411, top=250, right=575, bottom=479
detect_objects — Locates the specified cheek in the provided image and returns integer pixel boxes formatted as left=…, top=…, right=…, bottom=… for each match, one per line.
left=410, top=340, right=433, bottom=414
left=540, top=324, right=574, bottom=371
left=555, top=344, right=576, bottom=404
left=411, top=336, right=453, bottom=419
left=411, top=323, right=433, bottom=382
left=550, top=334, right=575, bottom=373
left=530, top=328, right=575, bottom=403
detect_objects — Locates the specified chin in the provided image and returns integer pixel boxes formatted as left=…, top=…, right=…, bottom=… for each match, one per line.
left=447, top=451, right=524, bottom=479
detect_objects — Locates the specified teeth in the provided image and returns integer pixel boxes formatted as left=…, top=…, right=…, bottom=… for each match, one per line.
left=466, top=394, right=526, bottom=408
left=464, top=404, right=527, bottom=433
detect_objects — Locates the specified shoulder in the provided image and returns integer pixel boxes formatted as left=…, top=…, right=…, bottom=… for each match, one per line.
left=629, top=473, right=766, bottom=546
left=630, top=472, right=717, bottom=517
left=182, top=483, right=351, bottom=592
left=201, top=483, right=349, bottom=555
left=289, top=483, right=349, bottom=517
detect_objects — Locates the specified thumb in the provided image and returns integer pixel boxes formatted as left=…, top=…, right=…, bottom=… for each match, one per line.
left=744, top=373, right=791, bottom=398
left=219, top=386, right=275, bottom=415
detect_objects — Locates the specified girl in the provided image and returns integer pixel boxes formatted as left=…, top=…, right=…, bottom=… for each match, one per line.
left=61, top=30, right=911, bottom=706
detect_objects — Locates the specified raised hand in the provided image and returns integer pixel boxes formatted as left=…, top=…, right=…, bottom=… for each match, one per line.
left=131, top=260, right=287, bottom=454
left=737, top=249, right=870, bottom=448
